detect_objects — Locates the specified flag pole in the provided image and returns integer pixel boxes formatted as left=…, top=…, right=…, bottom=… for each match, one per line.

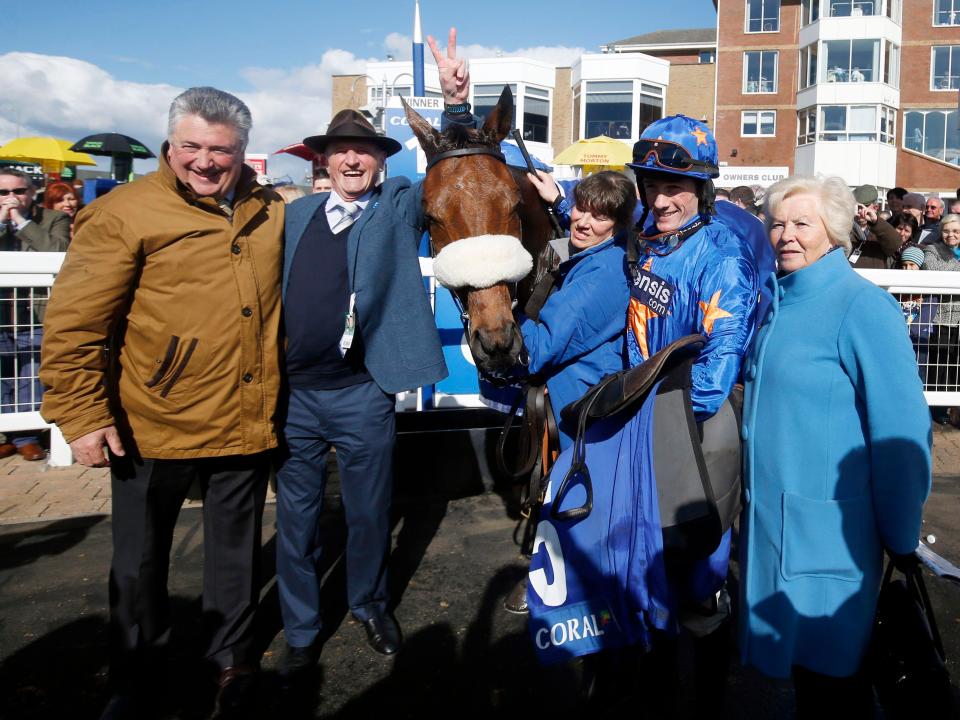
left=413, top=0, right=425, bottom=96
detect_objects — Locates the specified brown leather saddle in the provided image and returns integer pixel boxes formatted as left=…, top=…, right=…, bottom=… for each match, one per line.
left=556, top=334, right=743, bottom=560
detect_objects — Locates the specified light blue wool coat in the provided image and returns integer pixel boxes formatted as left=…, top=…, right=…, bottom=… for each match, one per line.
left=739, top=247, right=932, bottom=679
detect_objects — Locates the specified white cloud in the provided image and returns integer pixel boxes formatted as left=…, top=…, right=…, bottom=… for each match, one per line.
left=0, top=35, right=584, bottom=182
left=384, top=32, right=586, bottom=66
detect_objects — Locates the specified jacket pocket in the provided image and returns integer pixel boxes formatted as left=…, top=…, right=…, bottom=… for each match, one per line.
left=144, top=335, right=204, bottom=399
left=780, top=492, right=865, bottom=583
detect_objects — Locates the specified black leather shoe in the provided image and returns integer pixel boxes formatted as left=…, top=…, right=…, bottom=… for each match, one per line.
left=279, top=641, right=321, bottom=678
left=356, top=610, right=402, bottom=655
left=215, top=664, right=256, bottom=718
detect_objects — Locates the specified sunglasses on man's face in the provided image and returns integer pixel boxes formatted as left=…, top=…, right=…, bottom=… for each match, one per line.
left=0, top=187, right=29, bottom=197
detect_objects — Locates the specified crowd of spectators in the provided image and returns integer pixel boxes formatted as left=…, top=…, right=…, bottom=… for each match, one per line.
left=720, top=181, right=960, bottom=425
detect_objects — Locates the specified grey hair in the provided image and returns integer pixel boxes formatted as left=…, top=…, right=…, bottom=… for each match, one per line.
left=167, top=87, right=252, bottom=151
left=941, top=213, right=960, bottom=229
left=0, top=168, right=33, bottom=184
left=764, top=175, right=854, bottom=255
left=926, top=194, right=945, bottom=210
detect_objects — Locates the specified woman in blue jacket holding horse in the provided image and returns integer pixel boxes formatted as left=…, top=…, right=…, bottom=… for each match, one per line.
left=519, top=171, right=635, bottom=448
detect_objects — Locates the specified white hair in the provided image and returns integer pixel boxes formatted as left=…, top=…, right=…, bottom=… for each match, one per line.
left=168, top=87, right=252, bottom=151
left=764, top=175, right=854, bottom=255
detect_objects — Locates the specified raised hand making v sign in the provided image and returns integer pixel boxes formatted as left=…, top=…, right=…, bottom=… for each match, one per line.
left=427, top=27, right=470, bottom=106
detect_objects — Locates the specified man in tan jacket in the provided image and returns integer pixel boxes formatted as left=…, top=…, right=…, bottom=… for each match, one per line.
left=40, top=87, right=283, bottom=719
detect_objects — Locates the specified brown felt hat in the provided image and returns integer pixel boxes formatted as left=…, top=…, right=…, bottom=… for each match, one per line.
left=303, top=109, right=402, bottom=157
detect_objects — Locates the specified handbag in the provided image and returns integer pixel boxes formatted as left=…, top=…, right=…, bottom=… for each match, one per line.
left=868, top=556, right=954, bottom=718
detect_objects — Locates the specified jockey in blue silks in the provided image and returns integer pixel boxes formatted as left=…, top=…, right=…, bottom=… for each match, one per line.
left=526, top=115, right=773, bottom=710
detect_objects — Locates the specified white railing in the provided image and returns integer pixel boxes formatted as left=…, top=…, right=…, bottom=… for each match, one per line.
left=856, top=268, right=960, bottom=408
left=4, top=253, right=960, bottom=467
left=1, top=252, right=70, bottom=466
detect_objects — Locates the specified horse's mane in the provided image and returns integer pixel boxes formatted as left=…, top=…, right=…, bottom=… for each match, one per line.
left=436, top=123, right=499, bottom=152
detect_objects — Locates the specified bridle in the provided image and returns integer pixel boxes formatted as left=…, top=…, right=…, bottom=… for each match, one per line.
left=422, top=143, right=527, bottom=385
left=423, top=144, right=520, bottom=323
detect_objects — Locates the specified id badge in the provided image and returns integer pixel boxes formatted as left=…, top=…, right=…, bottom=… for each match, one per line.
left=848, top=247, right=863, bottom=264
left=339, top=292, right=357, bottom=357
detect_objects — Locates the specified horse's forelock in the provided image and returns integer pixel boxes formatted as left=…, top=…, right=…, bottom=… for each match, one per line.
left=437, top=123, right=499, bottom=153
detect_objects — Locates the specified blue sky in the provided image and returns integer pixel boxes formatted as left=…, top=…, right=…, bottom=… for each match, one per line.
left=3, top=0, right=719, bottom=178
left=8, top=0, right=717, bottom=87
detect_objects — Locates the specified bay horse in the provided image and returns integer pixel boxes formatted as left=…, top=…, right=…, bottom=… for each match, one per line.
left=403, top=87, right=555, bottom=375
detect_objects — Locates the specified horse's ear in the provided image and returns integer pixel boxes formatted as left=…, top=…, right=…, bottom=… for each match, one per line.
left=402, top=97, right=442, bottom=159
left=481, top=85, right=514, bottom=143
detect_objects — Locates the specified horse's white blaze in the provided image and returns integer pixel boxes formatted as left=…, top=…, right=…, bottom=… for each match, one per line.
left=432, top=234, right=533, bottom=289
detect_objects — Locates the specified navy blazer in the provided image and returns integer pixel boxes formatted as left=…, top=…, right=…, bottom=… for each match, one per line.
left=283, top=178, right=447, bottom=394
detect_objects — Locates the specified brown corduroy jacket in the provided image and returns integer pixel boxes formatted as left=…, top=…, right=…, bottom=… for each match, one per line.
left=40, top=148, right=284, bottom=459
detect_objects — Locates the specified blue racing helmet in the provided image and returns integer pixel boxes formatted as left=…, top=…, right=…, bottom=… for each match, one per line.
left=627, top=114, right=719, bottom=181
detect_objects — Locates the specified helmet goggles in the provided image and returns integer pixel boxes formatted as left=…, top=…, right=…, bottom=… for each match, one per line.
left=632, top=138, right=718, bottom=176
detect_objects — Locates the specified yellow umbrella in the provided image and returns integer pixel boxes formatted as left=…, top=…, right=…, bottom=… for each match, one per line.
left=552, top=135, right=633, bottom=168
left=0, top=136, right=98, bottom=173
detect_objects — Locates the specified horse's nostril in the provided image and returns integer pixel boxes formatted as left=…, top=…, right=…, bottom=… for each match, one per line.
left=477, top=325, right=514, bottom=356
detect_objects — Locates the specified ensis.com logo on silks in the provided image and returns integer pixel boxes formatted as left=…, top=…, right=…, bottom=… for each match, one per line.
left=528, top=600, right=620, bottom=664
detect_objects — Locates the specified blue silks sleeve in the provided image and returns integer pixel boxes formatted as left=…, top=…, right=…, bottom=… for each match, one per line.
left=838, top=286, right=932, bottom=555
left=520, top=256, right=628, bottom=375
left=690, top=255, right=760, bottom=420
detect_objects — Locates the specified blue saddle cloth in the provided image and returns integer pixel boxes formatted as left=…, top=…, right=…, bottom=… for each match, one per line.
left=526, top=382, right=730, bottom=665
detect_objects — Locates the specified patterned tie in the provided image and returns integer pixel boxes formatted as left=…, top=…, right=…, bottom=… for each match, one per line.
left=333, top=201, right=360, bottom=233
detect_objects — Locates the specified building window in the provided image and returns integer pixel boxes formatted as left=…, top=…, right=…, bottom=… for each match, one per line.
left=572, top=86, right=582, bottom=142
left=821, top=39, right=879, bottom=82
left=886, top=0, right=902, bottom=22
left=825, top=0, right=879, bottom=16
left=523, top=86, right=550, bottom=143
left=935, top=0, right=960, bottom=25
left=801, top=0, right=821, bottom=25
left=585, top=81, right=634, bottom=139
left=799, top=44, right=819, bottom=89
left=742, top=110, right=776, bottom=136
left=743, top=51, right=778, bottom=93
left=904, top=109, right=960, bottom=165
left=699, top=50, right=716, bottom=64
left=473, top=83, right=518, bottom=127
left=818, top=104, right=880, bottom=141
left=883, top=43, right=900, bottom=86
left=798, top=107, right=817, bottom=145
left=368, top=85, right=411, bottom=104
left=880, top=106, right=897, bottom=144
left=746, top=0, right=781, bottom=31
left=932, top=46, right=960, bottom=90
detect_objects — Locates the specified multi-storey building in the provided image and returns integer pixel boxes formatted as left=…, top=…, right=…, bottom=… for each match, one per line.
left=330, top=2, right=957, bottom=192
left=714, top=0, right=959, bottom=193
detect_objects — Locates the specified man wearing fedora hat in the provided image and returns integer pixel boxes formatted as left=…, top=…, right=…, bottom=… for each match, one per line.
left=275, top=32, right=470, bottom=674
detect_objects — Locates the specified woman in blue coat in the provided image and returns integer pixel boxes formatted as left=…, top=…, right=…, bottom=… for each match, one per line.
left=520, top=171, right=634, bottom=448
left=739, top=175, right=932, bottom=715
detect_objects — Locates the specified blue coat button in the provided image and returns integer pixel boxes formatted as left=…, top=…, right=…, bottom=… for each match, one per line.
left=744, top=488, right=752, bottom=503
left=778, top=286, right=786, bottom=300
left=740, top=425, right=749, bottom=441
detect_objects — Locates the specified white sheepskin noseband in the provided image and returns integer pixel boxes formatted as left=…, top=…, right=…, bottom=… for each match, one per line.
left=432, top=235, right=533, bottom=289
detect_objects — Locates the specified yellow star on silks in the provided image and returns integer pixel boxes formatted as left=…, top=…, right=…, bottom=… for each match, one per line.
left=698, top=290, right=733, bottom=335
left=690, top=127, right=708, bottom=146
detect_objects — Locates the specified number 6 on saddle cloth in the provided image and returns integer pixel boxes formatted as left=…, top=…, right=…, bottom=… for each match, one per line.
left=525, top=335, right=743, bottom=664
